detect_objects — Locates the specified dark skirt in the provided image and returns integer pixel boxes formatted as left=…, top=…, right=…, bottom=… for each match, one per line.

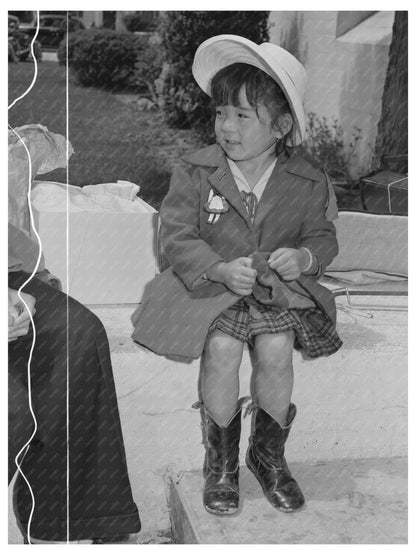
left=208, top=296, right=343, bottom=359
left=9, top=271, right=140, bottom=541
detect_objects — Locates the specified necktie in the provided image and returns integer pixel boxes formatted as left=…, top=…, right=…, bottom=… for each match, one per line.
left=240, top=191, right=258, bottom=222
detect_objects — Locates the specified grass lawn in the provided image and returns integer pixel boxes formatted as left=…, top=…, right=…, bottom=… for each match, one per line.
left=8, top=61, right=204, bottom=209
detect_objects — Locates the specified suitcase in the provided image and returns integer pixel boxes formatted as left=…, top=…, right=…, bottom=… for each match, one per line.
left=360, top=170, right=408, bottom=214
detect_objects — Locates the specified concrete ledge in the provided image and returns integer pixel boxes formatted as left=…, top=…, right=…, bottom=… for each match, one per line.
left=168, top=458, right=407, bottom=544
left=168, top=472, right=201, bottom=544
left=96, top=296, right=407, bottom=463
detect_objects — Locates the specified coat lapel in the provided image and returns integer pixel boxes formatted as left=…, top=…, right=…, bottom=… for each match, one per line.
left=207, top=167, right=252, bottom=226
left=254, top=157, right=293, bottom=229
left=183, top=145, right=253, bottom=227
left=254, top=148, right=326, bottom=229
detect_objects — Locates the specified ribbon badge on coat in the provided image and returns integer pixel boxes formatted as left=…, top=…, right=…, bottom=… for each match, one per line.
left=204, top=189, right=229, bottom=224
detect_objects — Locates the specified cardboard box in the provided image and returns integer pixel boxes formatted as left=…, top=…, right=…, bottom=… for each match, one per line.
left=360, top=171, right=408, bottom=215
left=31, top=182, right=158, bottom=305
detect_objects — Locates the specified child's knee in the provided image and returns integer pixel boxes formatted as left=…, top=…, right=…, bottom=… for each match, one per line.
left=254, top=331, right=295, bottom=367
left=203, top=331, right=243, bottom=365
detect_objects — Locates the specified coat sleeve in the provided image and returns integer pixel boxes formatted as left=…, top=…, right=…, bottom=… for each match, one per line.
left=295, top=175, right=339, bottom=274
left=159, top=165, right=225, bottom=291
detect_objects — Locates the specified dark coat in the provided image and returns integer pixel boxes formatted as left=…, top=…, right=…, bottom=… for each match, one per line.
left=131, top=144, right=339, bottom=359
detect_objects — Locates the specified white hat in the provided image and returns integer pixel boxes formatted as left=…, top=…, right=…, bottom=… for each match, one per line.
left=192, top=34, right=307, bottom=146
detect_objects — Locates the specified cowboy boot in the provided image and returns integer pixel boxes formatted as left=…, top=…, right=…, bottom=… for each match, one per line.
left=246, top=403, right=305, bottom=512
left=198, top=402, right=242, bottom=515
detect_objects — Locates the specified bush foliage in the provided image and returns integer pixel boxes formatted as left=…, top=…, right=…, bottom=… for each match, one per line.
left=132, top=34, right=164, bottom=103
left=58, top=29, right=149, bottom=90
left=123, top=12, right=158, bottom=32
left=305, top=113, right=362, bottom=183
left=158, top=11, right=270, bottom=141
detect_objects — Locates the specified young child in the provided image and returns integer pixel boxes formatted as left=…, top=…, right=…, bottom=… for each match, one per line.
left=132, top=34, right=342, bottom=515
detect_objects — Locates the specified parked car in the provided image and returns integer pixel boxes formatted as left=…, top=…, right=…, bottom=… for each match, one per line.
left=8, top=14, right=42, bottom=62
left=20, top=13, right=85, bottom=49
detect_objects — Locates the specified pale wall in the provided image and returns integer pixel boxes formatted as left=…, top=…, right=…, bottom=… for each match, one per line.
left=269, top=11, right=395, bottom=178
left=80, top=11, right=103, bottom=29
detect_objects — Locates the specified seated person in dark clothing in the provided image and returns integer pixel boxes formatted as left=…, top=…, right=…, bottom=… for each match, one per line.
left=8, top=223, right=141, bottom=543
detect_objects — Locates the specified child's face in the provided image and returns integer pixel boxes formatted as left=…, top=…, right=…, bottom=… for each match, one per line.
left=214, top=86, right=278, bottom=163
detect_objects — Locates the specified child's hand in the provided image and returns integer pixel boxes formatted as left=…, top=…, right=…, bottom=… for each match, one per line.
left=223, top=258, right=257, bottom=295
left=268, top=248, right=308, bottom=281
left=208, top=258, right=257, bottom=296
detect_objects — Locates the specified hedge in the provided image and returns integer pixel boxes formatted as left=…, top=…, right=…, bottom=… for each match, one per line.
left=58, top=29, right=149, bottom=90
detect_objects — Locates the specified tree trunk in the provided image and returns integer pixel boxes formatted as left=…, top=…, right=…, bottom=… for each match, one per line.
left=373, top=11, right=408, bottom=173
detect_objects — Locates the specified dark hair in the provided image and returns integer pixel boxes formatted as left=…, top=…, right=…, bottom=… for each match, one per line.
left=210, top=63, right=291, bottom=123
left=210, top=63, right=293, bottom=152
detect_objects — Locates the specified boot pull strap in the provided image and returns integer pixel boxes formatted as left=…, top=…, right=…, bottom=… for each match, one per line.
left=243, top=398, right=258, bottom=419
left=238, top=395, right=251, bottom=413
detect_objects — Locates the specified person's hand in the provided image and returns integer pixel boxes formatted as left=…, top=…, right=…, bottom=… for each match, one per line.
left=268, top=248, right=308, bottom=281
left=207, top=257, right=257, bottom=296
left=8, top=288, right=36, bottom=342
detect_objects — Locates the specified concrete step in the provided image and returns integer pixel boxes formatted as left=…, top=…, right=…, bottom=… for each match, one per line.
left=168, top=457, right=407, bottom=544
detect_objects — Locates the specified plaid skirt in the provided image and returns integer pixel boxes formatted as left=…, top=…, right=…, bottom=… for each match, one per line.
left=208, top=296, right=342, bottom=359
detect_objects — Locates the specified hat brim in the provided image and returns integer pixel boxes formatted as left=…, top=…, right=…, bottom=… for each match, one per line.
left=192, top=35, right=306, bottom=146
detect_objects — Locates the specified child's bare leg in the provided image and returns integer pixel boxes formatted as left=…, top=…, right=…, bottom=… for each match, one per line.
left=200, top=330, right=243, bottom=425
left=199, top=330, right=244, bottom=515
left=247, top=331, right=305, bottom=512
left=250, top=331, right=295, bottom=426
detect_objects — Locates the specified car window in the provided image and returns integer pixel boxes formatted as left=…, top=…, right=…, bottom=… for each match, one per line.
left=39, top=18, right=52, bottom=27
left=36, top=15, right=84, bottom=31
left=38, top=17, right=61, bottom=27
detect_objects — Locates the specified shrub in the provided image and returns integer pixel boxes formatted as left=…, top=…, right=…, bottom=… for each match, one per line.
left=123, top=12, right=158, bottom=33
left=305, top=113, right=362, bottom=184
left=158, top=11, right=270, bottom=142
left=57, top=30, right=83, bottom=66
left=132, top=34, right=164, bottom=103
left=58, top=29, right=149, bottom=90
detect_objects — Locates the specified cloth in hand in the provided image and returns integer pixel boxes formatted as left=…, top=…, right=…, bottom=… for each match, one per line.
left=249, top=251, right=316, bottom=310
